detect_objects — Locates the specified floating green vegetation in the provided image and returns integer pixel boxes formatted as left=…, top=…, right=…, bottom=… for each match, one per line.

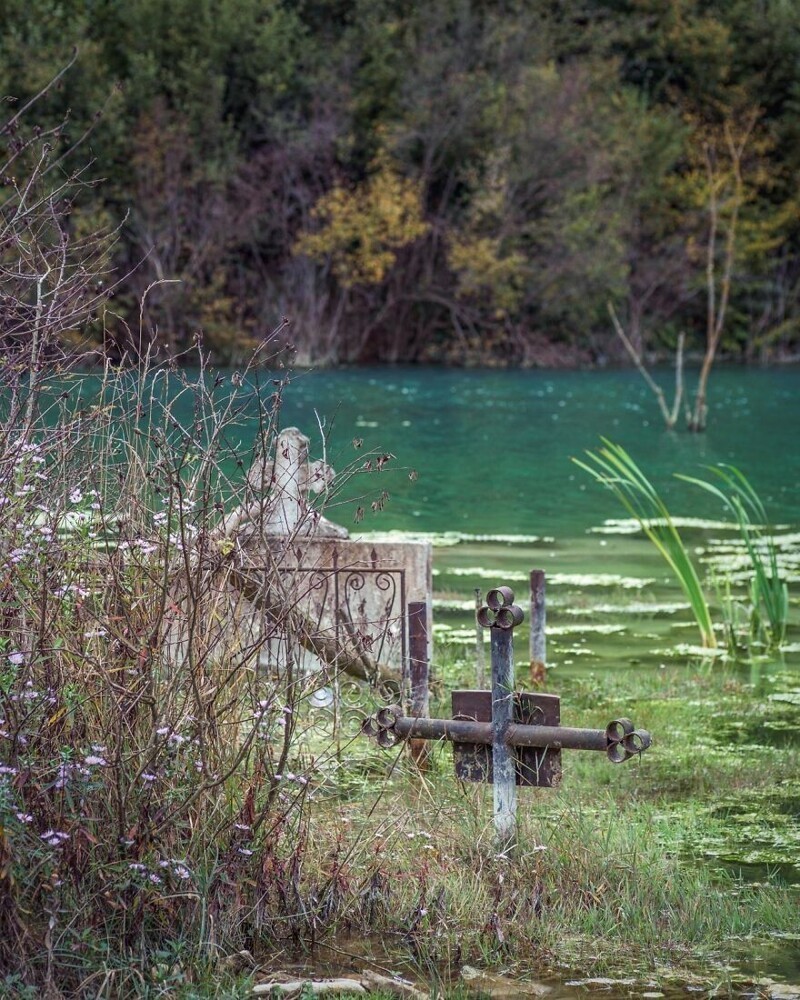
left=702, top=545, right=800, bottom=587
left=547, top=623, right=627, bottom=635
left=548, top=572, right=657, bottom=589
left=432, top=598, right=480, bottom=612
left=440, top=566, right=529, bottom=581
left=711, top=706, right=800, bottom=747
left=359, top=530, right=554, bottom=547
left=768, top=691, right=800, bottom=706
left=667, top=643, right=730, bottom=659
left=590, top=516, right=743, bottom=535
left=432, top=623, right=487, bottom=646
left=440, top=566, right=658, bottom=590
left=459, top=532, right=555, bottom=544
left=562, top=601, right=691, bottom=617
left=693, top=782, right=800, bottom=878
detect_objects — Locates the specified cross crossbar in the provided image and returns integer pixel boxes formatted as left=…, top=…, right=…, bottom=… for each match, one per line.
left=361, top=709, right=651, bottom=761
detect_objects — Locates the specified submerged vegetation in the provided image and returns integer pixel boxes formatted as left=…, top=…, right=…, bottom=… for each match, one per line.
left=678, top=465, right=790, bottom=649
left=574, top=441, right=717, bottom=649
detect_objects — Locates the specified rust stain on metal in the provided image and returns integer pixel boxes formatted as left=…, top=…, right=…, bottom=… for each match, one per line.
left=452, top=690, right=492, bottom=784
left=452, top=690, right=563, bottom=787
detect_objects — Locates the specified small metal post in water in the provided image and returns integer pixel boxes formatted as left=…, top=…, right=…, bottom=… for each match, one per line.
left=530, top=569, right=546, bottom=686
left=478, top=587, right=524, bottom=854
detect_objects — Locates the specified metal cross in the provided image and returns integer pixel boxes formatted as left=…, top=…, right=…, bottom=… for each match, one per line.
left=361, top=583, right=651, bottom=852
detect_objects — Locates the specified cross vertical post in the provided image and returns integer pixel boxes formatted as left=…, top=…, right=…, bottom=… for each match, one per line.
left=408, top=601, right=431, bottom=769
left=491, top=623, right=517, bottom=852
left=478, top=587, right=525, bottom=854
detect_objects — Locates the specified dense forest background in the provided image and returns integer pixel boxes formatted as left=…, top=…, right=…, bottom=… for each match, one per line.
left=2, top=0, right=800, bottom=366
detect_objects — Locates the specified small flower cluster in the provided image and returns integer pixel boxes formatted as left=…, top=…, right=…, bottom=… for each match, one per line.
left=149, top=496, right=202, bottom=554
left=3, top=681, right=57, bottom=707
left=232, top=821, right=256, bottom=856
left=53, top=584, right=90, bottom=599
left=5, top=517, right=56, bottom=566
left=2, top=473, right=105, bottom=571
left=41, top=829, right=70, bottom=848
left=273, top=771, right=308, bottom=786
left=155, top=726, right=188, bottom=746
left=54, top=761, right=91, bottom=789
left=127, top=858, right=193, bottom=885
left=117, top=538, right=159, bottom=556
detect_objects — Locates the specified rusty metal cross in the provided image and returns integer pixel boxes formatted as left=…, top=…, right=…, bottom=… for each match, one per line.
left=361, top=583, right=651, bottom=852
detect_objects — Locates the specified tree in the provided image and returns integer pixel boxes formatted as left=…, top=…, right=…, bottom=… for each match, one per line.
left=0, top=59, right=117, bottom=431
left=681, top=107, right=776, bottom=430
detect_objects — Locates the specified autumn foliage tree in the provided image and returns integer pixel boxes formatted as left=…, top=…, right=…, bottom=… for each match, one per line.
left=2, top=0, right=800, bottom=367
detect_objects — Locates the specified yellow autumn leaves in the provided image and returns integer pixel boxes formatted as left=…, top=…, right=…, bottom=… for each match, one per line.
left=447, top=236, right=526, bottom=318
left=294, top=151, right=428, bottom=287
left=295, top=149, right=525, bottom=318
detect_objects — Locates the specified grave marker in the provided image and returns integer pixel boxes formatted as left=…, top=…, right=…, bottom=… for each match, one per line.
left=361, top=582, right=651, bottom=851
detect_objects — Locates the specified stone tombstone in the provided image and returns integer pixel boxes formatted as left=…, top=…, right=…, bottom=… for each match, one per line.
left=247, top=426, right=347, bottom=539
left=251, top=427, right=432, bottom=682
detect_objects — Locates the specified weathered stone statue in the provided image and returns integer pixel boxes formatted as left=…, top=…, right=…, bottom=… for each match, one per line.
left=246, top=427, right=348, bottom=539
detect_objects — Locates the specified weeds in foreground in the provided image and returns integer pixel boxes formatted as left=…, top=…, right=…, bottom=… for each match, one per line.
left=0, top=346, right=398, bottom=994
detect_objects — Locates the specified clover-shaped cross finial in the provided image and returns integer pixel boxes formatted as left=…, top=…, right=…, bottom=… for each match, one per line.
left=477, top=586, right=524, bottom=630
left=605, top=718, right=651, bottom=762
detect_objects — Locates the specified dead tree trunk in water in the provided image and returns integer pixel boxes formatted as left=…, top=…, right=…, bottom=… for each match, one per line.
left=608, top=302, right=685, bottom=431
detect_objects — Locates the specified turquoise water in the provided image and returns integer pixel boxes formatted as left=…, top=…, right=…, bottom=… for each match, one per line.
left=272, top=366, right=800, bottom=535
left=57, top=364, right=799, bottom=533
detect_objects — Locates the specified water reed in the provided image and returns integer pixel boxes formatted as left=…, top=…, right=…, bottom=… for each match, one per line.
left=573, top=440, right=717, bottom=649
left=678, top=464, right=789, bottom=648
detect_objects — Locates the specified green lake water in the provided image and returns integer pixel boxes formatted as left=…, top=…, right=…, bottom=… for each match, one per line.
left=272, top=365, right=800, bottom=536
